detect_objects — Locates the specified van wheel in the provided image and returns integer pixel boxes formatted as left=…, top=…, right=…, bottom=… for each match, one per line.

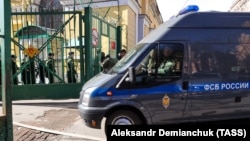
left=104, top=110, right=142, bottom=133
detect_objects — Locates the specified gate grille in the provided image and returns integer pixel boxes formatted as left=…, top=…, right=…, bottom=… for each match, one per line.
left=8, top=9, right=84, bottom=100
left=11, top=10, right=84, bottom=85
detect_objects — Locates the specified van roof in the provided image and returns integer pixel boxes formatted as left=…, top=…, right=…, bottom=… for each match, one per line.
left=139, top=11, right=250, bottom=44
left=168, top=11, right=250, bottom=28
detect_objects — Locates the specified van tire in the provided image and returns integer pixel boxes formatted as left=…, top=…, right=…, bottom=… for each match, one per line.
left=105, top=110, right=142, bottom=134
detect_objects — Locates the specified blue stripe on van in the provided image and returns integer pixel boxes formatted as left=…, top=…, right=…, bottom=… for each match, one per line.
left=90, top=81, right=250, bottom=97
left=91, top=84, right=184, bottom=97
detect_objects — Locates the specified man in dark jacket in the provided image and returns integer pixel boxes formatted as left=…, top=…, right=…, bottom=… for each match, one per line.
left=101, top=54, right=117, bottom=72
left=67, top=52, right=77, bottom=83
left=11, top=55, right=19, bottom=85
left=118, top=49, right=127, bottom=60
left=46, top=53, right=56, bottom=83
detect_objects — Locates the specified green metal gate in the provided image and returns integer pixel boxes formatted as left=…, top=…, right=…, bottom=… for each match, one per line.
left=8, top=10, right=84, bottom=100
left=84, top=7, right=122, bottom=80
left=0, top=1, right=121, bottom=139
left=0, top=7, right=121, bottom=100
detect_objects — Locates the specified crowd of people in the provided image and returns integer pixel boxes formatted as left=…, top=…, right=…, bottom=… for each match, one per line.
left=2, top=52, right=74, bottom=85
left=17, top=53, right=57, bottom=85
left=1, top=49, right=127, bottom=85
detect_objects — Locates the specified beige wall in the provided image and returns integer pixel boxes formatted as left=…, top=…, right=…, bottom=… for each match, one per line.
left=139, top=0, right=163, bottom=40
left=230, top=0, right=250, bottom=11
left=144, top=24, right=150, bottom=36
left=144, top=0, right=162, bottom=28
left=127, top=6, right=136, bottom=50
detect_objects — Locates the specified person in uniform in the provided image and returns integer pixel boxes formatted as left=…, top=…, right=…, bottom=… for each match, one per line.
left=148, top=46, right=175, bottom=75
left=46, top=53, right=56, bottom=83
left=67, top=52, right=77, bottom=83
left=11, top=55, right=19, bottom=85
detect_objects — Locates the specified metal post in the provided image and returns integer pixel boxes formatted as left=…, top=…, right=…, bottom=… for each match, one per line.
left=78, top=12, right=84, bottom=84
left=116, top=25, right=122, bottom=58
left=0, top=0, right=13, bottom=140
left=84, top=7, right=94, bottom=80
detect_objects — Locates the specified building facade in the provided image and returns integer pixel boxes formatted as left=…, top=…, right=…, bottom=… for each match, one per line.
left=230, top=0, right=250, bottom=11
left=11, top=0, right=163, bottom=52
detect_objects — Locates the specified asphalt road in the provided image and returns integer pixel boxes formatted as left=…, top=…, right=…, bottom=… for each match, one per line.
left=2, top=99, right=106, bottom=141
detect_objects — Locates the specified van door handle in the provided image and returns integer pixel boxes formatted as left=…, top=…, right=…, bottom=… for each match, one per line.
left=182, top=81, right=188, bottom=90
left=130, top=94, right=137, bottom=99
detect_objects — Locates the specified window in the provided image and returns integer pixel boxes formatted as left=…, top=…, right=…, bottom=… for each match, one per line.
left=190, top=44, right=250, bottom=77
left=134, top=43, right=184, bottom=86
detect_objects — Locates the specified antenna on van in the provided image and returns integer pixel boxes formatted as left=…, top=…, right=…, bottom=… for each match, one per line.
left=178, top=5, right=199, bottom=16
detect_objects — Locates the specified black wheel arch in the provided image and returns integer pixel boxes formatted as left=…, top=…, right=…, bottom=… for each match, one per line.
left=104, top=105, right=148, bottom=125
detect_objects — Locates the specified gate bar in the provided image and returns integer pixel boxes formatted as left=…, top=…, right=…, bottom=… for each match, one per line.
left=1, top=0, right=13, bottom=140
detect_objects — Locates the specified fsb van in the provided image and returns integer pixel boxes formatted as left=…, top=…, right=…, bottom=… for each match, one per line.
left=78, top=5, right=250, bottom=130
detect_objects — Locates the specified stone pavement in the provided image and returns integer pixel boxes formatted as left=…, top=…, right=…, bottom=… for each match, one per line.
left=13, top=125, right=98, bottom=141
left=14, top=125, right=58, bottom=141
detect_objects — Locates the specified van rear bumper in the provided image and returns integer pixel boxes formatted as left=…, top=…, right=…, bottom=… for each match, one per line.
left=78, top=104, right=106, bottom=129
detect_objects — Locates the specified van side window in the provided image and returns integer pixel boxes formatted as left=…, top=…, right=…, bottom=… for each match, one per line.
left=135, top=43, right=183, bottom=86
left=191, top=44, right=250, bottom=78
left=136, top=49, right=157, bottom=75
left=156, top=44, right=183, bottom=78
left=190, top=51, right=219, bottom=77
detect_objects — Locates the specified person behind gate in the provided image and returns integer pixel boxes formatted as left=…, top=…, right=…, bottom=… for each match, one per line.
left=37, top=59, right=46, bottom=84
left=100, top=54, right=117, bottom=73
left=46, top=53, right=56, bottom=83
left=11, top=55, right=19, bottom=85
left=67, top=52, right=77, bottom=83
left=21, top=55, right=34, bottom=84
